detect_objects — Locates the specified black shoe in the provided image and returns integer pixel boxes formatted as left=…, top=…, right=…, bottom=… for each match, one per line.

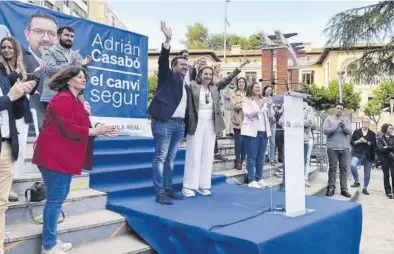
left=351, top=182, right=361, bottom=188
left=340, top=190, right=352, bottom=198
left=155, top=193, right=173, bottom=205
left=326, top=188, right=335, bottom=197
left=214, top=154, right=227, bottom=161
left=362, top=189, right=370, bottom=195
left=386, top=193, right=393, bottom=199
left=236, top=160, right=242, bottom=170
left=165, top=190, right=184, bottom=200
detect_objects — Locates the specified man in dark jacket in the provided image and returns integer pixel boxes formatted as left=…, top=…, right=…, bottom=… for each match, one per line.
left=0, top=74, right=35, bottom=254
left=147, top=21, right=188, bottom=205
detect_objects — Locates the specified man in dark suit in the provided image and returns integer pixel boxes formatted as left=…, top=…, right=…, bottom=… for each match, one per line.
left=23, top=13, right=59, bottom=130
left=0, top=74, right=35, bottom=254
left=148, top=21, right=188, bottom=205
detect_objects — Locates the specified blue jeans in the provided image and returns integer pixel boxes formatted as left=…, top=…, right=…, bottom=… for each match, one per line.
left=269, top=123, right=276, bottom=161
left=40, top=168, right=72, bottom=250
left=350, top=155, right=372, bottom=189
left=244, top=131, right=268, bottom=182
left=151, top=118, right=185, bottom=194
left=233, top=128, right=246, bottom=161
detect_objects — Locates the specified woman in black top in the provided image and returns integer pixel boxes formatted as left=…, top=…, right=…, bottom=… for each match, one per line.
left=350, top=118, right=376, bottom=195
left=377, top=123, right=394, bottom=198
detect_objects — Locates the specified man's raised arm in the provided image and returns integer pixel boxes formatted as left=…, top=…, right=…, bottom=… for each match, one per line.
left=158, top=21, right=172, bottom=83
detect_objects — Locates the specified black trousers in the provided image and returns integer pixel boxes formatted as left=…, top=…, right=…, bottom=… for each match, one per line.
left=380, top=155, right=394, bottom=194
left=214, top=138, right=219, bottom=154
left=275, top=130, right=284, bottom=163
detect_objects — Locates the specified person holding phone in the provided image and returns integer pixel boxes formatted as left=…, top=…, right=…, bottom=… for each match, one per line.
left=349, top=118, right=376, bottom=195
left=0, top=59, right=36, bottom=254
left=0, top=36, right=40, bottom=202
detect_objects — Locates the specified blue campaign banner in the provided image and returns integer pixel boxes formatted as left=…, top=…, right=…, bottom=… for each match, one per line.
left=0, top=1, right=149, bottom=135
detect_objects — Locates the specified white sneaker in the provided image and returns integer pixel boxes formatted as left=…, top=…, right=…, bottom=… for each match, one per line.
left=196, top=189, right=211, bottom=196
left=257, top=180, right=268, bottom=188
left=305, top=180, right=311, bottom=187
left=8, top=190, right=18, bottom=202
left=182, top=188, right=196, bottom=197
left=248, top=181, right=261, bottom=188
left=41, top=244, right=66, bottom=254
left=57, top=240, right=72, bottom=252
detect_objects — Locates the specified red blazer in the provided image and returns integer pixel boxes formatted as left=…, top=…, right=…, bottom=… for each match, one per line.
left=32, top=90, right=93, bottom=175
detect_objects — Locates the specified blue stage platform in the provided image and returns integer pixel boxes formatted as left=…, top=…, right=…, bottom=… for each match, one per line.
left=90, top=137, right=362, bottom=254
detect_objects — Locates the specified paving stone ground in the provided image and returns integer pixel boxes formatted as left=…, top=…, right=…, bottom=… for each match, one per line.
left=355, top=167, right=394, bottom=254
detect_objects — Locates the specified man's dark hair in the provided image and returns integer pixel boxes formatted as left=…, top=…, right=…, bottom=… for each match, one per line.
left=27, top=13, right=58, bottom=29
left=180, top=49, right=189, bottom=55
left=171, top=56, right=186, bottom=69
left=335, top=102, right=346, bottom=108
left=57, top=27, right=74, bottom=36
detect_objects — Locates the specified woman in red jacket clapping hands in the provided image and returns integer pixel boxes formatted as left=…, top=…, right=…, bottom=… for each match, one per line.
left=32, top=67, right=118, bottom=254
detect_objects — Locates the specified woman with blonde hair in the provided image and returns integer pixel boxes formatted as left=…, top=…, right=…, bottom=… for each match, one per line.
left=211, top=62, right=223, bottom=83
left=0, top=36, right=40, bottom=202
left=242, top=82, right=273, bottom=188
left=182, top=59, right=250, bottom=197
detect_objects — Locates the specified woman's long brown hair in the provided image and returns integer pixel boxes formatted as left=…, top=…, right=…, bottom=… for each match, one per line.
left=0, top=37, right=27, bottom=80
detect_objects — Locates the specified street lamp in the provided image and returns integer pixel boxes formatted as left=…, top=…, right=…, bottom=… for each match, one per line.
left=390, top=98, right=394, bottom=114
left=224, top=0, right=230, bottom=62
left=337, top=71, right=345, bottom=103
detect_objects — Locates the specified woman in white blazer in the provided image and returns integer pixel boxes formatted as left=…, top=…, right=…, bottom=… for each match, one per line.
left=241, top=82, right=273, bottom=188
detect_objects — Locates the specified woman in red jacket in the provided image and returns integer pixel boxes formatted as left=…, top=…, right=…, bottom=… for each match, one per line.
left=32, top=66, right=117, bottom=254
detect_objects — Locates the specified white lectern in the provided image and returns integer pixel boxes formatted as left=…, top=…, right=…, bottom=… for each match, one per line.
left=282, top=92, right=312, bottom=217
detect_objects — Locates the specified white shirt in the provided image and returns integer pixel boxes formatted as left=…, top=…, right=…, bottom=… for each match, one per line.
left=198, top=87, right=214, bottom=120
left=172, top=83, right=187, bottom=118
left=29, top=46, right=42, bottom=65
left=0, top=88, right=10, bottom=138
left=256, top=100, right=267, bottom=132
left=162, top=42, right=187, bottom=119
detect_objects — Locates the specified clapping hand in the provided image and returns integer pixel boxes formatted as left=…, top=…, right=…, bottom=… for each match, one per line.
left=71, top=50, right=81, bottom=63
left=84, top=101, right=91, bottom=115
left=34, top=61, right=46, bottom=73
left=96, top=123, right=119, bottom=137
left=82, top=56, right=93, bottom=66
left=161, top=21, right=172, bottom=41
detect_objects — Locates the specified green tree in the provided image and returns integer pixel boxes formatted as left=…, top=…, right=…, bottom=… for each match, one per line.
left=370, top=81, right=394, bottom=108
left=324, top=1, right=394, bottom=83
left=248, top=34, right=262, bottom=50
left=148, top=75, right=158, bottom=105
left=183, top=23, right=209, bottom=49
left=183, top=22, right=262, bottom=50
left=363, top=81, right=394, bottom=127
left=364, top=99, right=384, bottom=128
left=298, top=81, right=361, bottom=112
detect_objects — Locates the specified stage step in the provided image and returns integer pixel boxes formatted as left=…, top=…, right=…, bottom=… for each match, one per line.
left=6, top=188, right=106, bottom=225
left=4, top=210, right=128, bottom=254
left=26, top=137, right=236, bottom=163
left=12, top=170, right=89, bottom=197
left=68, top=233, right=154, bottom=254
